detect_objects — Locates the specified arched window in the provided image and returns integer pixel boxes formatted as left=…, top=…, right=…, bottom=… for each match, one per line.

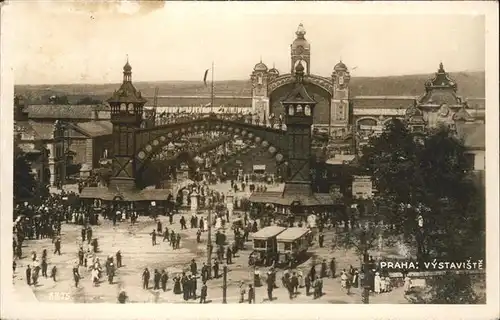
left=288, top=106, right=295, bottom=116
left=305, top=105, right=311, bottom=116
left=297, top=105, right=303, bottom=113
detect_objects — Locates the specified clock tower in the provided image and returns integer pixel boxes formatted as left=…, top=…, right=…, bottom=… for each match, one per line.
left=290, top=23, right=311, bottom=75
left=251, top=60, right=270, bottom=124
left=107, top=59, right=147, bottom=192
left=330, top=61, right=351, bottom=136
left=281, top=61, right=317, bottom=195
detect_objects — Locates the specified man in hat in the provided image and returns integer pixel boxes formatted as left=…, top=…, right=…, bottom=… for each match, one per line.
left=73, top=263, right=81, bottom=287
left=153, top=269, right=161, bottom=290
left=25, top=265, right=32, bottom=285
left=142, top=268, right=150, bottom=289
left=150, top=229, right=157, bottom=246
left=116, top=250, right=122, bottom=268
left=160, top=269, right=168, bottom=292
left=54, top=236, right=61, bottom=255
left=108, top=262, right=115, bottom=284
left=320, top=259, right=328, bottom=278
left=190, top=259, right=197, bottom=276
left=330, top=257, right=336, bottom=278
left=200, top=281, right=207, bottom=304
left=163, top=227, right=169, bottom=242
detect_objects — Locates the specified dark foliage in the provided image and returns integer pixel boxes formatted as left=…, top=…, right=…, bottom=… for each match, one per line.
left=358, top=119, right=485, bottom=260
left=13, top=146, right=37, bottom=201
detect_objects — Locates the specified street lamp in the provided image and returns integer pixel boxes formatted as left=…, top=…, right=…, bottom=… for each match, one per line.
left=358, top=215, right=373, bottom=304
left=207, top=208, right=213, bottom=278
left=222, top=264, right=228, bottom=303
left=416, top=214, right=425, bottom=262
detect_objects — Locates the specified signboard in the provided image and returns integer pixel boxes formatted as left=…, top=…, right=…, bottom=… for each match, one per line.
left=352, top=175, right=373, bottom=199
left=253, top=165, right=266, bottom=172
left=359, top=125, right=383, bottom=131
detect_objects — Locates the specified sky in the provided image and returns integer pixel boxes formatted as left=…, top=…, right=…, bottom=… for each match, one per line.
left=4, top=1, right=486, bottom=85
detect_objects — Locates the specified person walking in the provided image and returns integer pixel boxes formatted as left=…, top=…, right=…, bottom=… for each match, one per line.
left=25, top=265, right=32, bottom=285
left=160, top=270, right=168, bottom=292
left=50, top=265, right=57, bottom=282
left=142, top=268, right=150, bottom=289
left=248, top=284, right=255, bottom=304
left=150, top=230, right=157, bottom=246
left=73, top=264, right=80, bottom=288
left=199, top=281, right=207, bottom=304
left=54, top=237, right=61, bottom=255
left=153, top=269, right=161, bottom=290
left=41, top=258, right=48, bottom=277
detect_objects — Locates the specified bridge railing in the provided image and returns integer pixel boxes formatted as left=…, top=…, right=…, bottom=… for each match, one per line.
left=152, top=113, right=286, bottom=131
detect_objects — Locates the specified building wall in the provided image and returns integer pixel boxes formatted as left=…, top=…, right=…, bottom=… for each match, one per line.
left=68, top=139, right=89, bottom=164
left=468, top=150, right=485, bottom=171
left=92, top=135, right=113, bottom=169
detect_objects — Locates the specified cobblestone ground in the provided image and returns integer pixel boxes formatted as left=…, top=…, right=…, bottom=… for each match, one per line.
left=13, top=183, right=410, bottom=304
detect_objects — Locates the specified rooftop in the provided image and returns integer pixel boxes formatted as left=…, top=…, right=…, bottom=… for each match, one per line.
left=24, top=104, right=109, bottom=120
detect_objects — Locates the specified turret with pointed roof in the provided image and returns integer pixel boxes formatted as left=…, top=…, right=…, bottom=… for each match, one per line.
left=107, top=59, right=147, bottom=105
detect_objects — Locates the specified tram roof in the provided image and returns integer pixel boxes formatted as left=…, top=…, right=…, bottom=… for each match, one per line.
left=252, top=226, right=286, bottom=239
left=276, top=227, right=310, bottom=242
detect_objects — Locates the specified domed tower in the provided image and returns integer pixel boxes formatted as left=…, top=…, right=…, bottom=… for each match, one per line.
left=268, top=63, right=280, bottom=82
left=250, top=59, right=270, bottom=124
left=107, top=58, right=147, bottom=192
left=330, top=60, right=351, bottom=134
left=290, top=23, right=311, bottom=75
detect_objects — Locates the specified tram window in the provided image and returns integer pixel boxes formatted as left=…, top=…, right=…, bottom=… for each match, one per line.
left=254, top=240, right=266, bottom=248
left=284, top=243, right=292, bottom=251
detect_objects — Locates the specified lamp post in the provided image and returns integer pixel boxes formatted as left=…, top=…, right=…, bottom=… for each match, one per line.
left=416, top=214, right=425, bottom=262
left=222, top=264, right=228, bottom=303
left=359, top=216, right=372, bottom=304
left=207, top=208, right=213, bottom=278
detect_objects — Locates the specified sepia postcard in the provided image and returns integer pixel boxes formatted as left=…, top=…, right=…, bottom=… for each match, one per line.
left=1, top=1, right=498, bottom=319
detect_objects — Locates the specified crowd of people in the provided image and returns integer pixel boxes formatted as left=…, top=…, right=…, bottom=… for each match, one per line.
left=12, top=168, right=412, bottom=304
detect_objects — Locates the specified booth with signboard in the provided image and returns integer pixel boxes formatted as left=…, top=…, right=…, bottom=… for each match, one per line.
left=352, top=175, right=373, bottom=199
left=253, top=165, right=266, bottom=175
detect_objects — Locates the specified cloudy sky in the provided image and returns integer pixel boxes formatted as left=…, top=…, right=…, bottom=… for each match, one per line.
left=4, top=1, right=486, bottom=85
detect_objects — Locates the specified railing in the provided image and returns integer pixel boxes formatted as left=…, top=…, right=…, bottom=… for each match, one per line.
left=151, top=113, right=286, bottom=131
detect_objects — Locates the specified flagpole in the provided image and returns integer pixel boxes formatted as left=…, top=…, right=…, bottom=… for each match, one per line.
left=207, top=60, right=214, bottom=275
left=211, top=61, right=215, bottom=114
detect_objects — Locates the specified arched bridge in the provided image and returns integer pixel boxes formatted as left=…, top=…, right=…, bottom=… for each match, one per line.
left=111, top=114, right=288, bottom=190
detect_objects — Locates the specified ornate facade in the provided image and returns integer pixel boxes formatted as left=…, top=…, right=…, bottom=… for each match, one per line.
left=250, top=24, right=485, bottom=152
left=250, top=24, right=351, bottom=138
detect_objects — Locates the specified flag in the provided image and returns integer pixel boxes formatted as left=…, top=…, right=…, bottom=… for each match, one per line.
left=203, top=69, right=209, bottom=86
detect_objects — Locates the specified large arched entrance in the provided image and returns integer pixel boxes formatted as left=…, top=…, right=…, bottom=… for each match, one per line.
left=269, top=82, right=332, bottom=125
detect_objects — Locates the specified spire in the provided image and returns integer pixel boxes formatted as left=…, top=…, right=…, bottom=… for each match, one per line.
left=296, top=23, right=306, bottom=38
left=123, top=55, right=132, bottom=82
left=439, top=61, right=444, bottom=72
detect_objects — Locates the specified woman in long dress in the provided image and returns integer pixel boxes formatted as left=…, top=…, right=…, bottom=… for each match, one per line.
left=340, top=271, right=347, bottom=289
left=173, top=275, right=182, bottom=294
left=374, top=272, right=381, bottom=294
left=92, top=267, right=99, bottom=286
left=403, top=276, right=412, bottom=294
left=380, top=276, right=386, bottom=293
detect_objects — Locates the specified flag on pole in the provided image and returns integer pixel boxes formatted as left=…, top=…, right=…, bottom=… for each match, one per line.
left=203, top=69, right=209, bottom=86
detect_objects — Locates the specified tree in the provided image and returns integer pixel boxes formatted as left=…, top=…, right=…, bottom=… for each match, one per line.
left=334, top=201, right=394, bottom=263
left=408, top=272, right=484, bottom=304
left=76, top=96, right=102, bottom=105
left=358, top=120, right=485, bottom=260
left=14, top=146, right=36, bottom=202
left=49, top=95, right=70, bottom=105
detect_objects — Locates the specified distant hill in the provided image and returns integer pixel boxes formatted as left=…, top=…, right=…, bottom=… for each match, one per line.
left=15, top=71, right=484, bottom=105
